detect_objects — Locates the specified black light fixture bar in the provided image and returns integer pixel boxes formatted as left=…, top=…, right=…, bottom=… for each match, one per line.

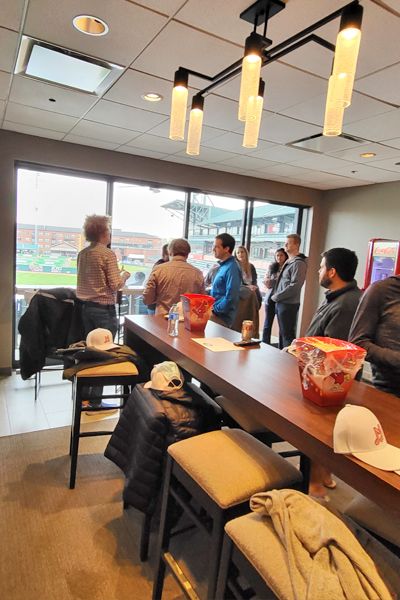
left=173, top=0, right=357, bottom=100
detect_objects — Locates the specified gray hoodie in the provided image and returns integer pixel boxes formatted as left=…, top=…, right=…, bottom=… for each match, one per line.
left=272, top=253, right=307, bottom=304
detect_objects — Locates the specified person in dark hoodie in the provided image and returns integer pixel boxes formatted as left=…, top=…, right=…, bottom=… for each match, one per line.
left=272, top=233, right=307, bottom=349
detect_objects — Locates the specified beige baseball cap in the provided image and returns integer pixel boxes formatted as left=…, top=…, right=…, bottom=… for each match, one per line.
left=86, top=328, right=119, bottom=351
left=144, top=361, right=184, bottom=391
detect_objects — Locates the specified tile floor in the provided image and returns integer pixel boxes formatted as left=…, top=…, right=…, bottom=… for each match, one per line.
left=0, top=369, right=117, bottom=437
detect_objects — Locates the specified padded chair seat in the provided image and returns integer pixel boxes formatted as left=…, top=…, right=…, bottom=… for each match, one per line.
left=225, top=512, right=293, bottom=600
left=76, top=362, right=138, bottom=378
left=344, top=494, right=400, bottom=549
left=168, top=428, right=302, bottom=509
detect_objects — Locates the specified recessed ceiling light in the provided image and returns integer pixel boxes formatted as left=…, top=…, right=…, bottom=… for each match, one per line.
left=73, top=15, right=109, bottom=36
left=142, top=93, right=163, bottom=102
left=360, top=152, right=376, bottom=158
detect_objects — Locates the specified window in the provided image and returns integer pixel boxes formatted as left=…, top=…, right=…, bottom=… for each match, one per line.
left=45, top=245, right=49, bottom=248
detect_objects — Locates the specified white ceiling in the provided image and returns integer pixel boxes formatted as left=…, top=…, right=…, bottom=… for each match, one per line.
left=1, top=0, right=400, bottom=190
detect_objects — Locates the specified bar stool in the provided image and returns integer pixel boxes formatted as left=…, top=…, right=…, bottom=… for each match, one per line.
left=152, top=428, right=302, bottom=600
left=69, top=362, right=138, bottom=489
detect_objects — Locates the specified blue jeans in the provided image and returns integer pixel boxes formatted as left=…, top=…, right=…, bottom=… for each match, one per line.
left=275, top=302, right=299, bottom=350
left=82, top=303, right=118, bottom=408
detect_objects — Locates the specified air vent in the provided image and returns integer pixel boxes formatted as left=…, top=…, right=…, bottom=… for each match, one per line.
left=15, top=36, right=124, bottom=95
left=288, top=133, right=367, bottom=154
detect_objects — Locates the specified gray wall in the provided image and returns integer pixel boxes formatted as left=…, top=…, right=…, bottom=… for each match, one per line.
left=323, top=181, right=400, bottom=290
left=0, top=129, right=327, bottom=372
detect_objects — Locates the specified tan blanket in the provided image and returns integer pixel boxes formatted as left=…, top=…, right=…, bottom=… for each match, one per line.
left=250, top=489, right=395, bottom=600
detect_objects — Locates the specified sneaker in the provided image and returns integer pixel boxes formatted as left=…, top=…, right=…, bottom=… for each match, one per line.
left=85, top=408, right=119, bottom=416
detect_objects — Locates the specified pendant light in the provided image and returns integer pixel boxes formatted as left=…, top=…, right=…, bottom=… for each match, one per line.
left=169, top=68, right=188, bottom=141
left=238, top=32, right=264, bottom=122
left=186, top=94, right=204, bottom=155
left=323, top=76, right=344, bottom=136
left=329, top=3, right=363, bottom=109
left=243, top=79, right=265, bottom=148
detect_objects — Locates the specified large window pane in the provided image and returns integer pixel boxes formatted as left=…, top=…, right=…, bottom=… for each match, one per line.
left=187, top=193, right=246, bottom=277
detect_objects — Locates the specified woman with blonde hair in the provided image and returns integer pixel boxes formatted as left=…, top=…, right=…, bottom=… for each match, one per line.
left=235, top=246, right=261, bottom=307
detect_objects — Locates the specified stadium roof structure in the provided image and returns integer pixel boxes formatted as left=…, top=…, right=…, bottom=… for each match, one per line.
left=199, top=204, right=296, bottom=227
left=17, top=223, right=159, bottom=238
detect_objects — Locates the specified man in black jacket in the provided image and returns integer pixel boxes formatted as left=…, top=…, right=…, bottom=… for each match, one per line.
left=306, top=247, right=362, bottom=339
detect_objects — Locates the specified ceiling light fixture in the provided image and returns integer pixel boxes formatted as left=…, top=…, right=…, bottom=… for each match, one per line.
left=169, top=0, right=363, bottom=153
left=360, top=152, right=376, bottom=158
left=73, top=15, right=109, bottom=36
left=142, top=92, right=163, bottom=102
left=187, top=94, right=204, bottom=155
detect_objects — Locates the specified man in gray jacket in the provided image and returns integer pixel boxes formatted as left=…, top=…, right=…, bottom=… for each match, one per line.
left=272, top=234, right=307, bottom=349
left=306, top=247, right=362, bottom=339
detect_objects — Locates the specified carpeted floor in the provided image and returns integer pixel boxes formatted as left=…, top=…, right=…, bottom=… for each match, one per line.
left=0, top=423, right=186, bottom=600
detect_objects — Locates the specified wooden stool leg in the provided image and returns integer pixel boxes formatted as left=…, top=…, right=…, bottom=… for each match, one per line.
left=153, top=455, right=175, bottom=600
left=300, top=454, right=311, bottom=494
left=140, top=513, right=152, bottom=562
left=69, top=378, right=76, bottom=456
left=207, top=509, right=224, bottom=600
left=69, top=380, right=82, bottom=489
left=215, top=533, right=233, bottom=600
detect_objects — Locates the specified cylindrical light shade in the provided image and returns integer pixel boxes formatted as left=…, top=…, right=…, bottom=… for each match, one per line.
left=329, top=4, right=363, bottom=108
left=243, top=80, right=264, bottom=148
left=170, top=69, right=188, bottom=141
left=323, top=76, right=344, bottom=136
left=187, top=94, right=204, bottom=155
left=238, top=33, right=263, bottom=122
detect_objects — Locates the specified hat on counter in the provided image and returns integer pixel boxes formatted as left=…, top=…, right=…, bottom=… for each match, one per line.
left=333, top=404, right=400, bottom=471
left=86, top=328, right=119, bottom=351
left=144, top=361, right=184, bottom=391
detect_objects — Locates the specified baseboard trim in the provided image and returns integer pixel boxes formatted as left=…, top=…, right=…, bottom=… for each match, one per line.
left=0, top=367, right=12, bottom=377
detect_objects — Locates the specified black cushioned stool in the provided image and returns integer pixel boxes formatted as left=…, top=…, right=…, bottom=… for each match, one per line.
left=152, top=428, right=302, bottom=600
left=69, top=362, right=138, bottom=489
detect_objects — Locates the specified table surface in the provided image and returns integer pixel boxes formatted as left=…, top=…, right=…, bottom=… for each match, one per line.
left=124, top=314, right=400, bottom=517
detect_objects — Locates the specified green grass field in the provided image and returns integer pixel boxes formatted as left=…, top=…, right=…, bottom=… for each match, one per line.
left=16, top=264, right=150, bottom=286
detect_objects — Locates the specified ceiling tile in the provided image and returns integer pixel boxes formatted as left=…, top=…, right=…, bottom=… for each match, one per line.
left=147, top=119, right=226, bottom=143
left=216, top=155, right=277, bottom=171
left=0, top=28, right=19, bottom=73
left=288, top=154, right=356, bottom=174
left=134, top=0, right=188, bottom=16
left=327, top=142, right=400, bottom=162
left=318, top=163, right=400, bottom=183
left=0, top=71, right=11, bottom=100
left=69, top=120, right=141, bottom=144
left=105, top=70, right=173, bottom=115
left=0, top=99, right=5, bottom=120
left=24, top=0, right=168, bottom=66
left=202, top=132, right=274, bottom=154
left=279, top=45, right=333, bottom=80
left=63, top=134, right=120, bottom=150
left=9, top=76, right=98, bottom=117
left=255, top=114, right=321, bottom=145
left=344, top=109, right=400, bottom=142
left=201, top=163, right=247, bottom=174
left=2, top=120, right=65, bottom=139
left=257, top=164, right=319, bottom=178
left=379, top=0, right=400, bottom=11
left=173, top=147, right=237, bottom=163
left=84, top=99, right=166, bottom=132
left=127, top=133, right=186, bottom=154
left=354, top=62, right=400, bottom=106
left=382, top=136, right=400, bottom=150
left=131, top=20, right=241, bottom=84
left=248, top=144, right=316, bottom=163
left=0, top=0, right=25, bottom=30
left=5, top=102, right=79, bottom=132
left=116, top=146, right=168, bottom=160
left=162, top=155, right=209, bottom=167
left=202, top=94, right=245, bottom=131
left=366, top=156, right=400, bottom=172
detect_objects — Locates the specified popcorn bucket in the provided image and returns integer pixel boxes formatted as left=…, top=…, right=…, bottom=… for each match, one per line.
left=180, top=294, right=215, bottom=332
left=288, top=337, right=366, bottom=407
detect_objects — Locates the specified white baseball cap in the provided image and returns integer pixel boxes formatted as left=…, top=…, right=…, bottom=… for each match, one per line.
left=86, top=328, right=119, bottom=351
left=144, top=361, right=184, bottom=391
left=334, top=404, right=400, bottom=471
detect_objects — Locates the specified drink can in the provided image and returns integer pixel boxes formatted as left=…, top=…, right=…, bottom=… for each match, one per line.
left=241, top=320, right=253, bottom=341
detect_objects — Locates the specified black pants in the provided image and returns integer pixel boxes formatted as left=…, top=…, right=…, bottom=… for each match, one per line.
left=262, top=298, right=276, bottom=345
left=82, top=303, right=117, bottom=408
left=275, top=302, right=300, bottom=350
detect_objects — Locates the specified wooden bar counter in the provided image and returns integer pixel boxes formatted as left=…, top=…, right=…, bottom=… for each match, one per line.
left=125, top=315, right=400, bottom=518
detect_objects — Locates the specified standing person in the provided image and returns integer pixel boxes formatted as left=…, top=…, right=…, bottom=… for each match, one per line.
left=262, top=248, right=288, bottom=345
left=210, top=233, right=241, bottom=328
left=272, top=234, right=307, bottom=349
left=349, top=274, right=400, bottom=398
left=305, top=247, right=361, bottom=499
left=235, top=246, right=262, bottom=307
left=77, top=214, right=131, bottom=411
left=142, top=238, right=205, bottom=315
left=147, top=244, right=170, bottom=314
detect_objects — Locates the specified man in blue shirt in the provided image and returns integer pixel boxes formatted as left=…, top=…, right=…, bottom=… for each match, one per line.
left=210, top=233, right=241, bottom=328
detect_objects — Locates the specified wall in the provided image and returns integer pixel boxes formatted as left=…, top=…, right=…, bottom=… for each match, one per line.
left=323, top=181, right=400, bottom=289
left=0, top=129, right=326, bottom=372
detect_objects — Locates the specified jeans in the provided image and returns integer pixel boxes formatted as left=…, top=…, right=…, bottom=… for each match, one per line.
left=262, top=298, right=276, bottom=345
left=82, top=303, right=118, bottom=408
left=275, top=302, right=300, bottom=350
